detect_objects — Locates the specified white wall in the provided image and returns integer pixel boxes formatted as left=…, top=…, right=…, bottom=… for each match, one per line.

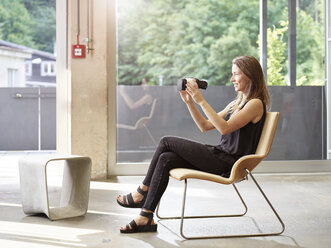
left=0, top=48, right=31, bottom=87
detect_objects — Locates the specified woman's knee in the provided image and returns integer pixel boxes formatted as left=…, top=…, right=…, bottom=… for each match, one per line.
left=159, top=135, right=181, bottom=147
left=159, top=135, right=172, bottom=144
left=158, top=152, right=180, bottom=168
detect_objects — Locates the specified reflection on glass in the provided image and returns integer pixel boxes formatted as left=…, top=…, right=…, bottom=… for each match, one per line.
left=117, top=78, right=157, bottom=149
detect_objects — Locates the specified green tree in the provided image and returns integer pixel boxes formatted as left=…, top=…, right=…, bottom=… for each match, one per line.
left=265, top=23, right=287, bottom=86
left=21, top=0, right=56, bottom=10
left=118, top=0, right=260, bottom=85
left=117, top=0, right=324, bottom=87
left=117, top=0, right=152, bottom=84
left=0, top=0, right=56, bottom=53
left=21, top=0, right=56, bottom=53
left=0, top=0, right=35, bottom=48
left=208, top=26, right=257, bottom=85
left=296, top=7, right=324, bottom=85
left=30, top=5, right=56, bottom=53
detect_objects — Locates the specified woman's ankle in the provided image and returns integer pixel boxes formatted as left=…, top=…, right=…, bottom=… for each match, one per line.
left=140, top=184, right=149, bottom=191
left=142, top=208, right=153, bottom=213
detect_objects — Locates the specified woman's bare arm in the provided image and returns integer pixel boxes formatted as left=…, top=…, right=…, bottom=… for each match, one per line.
left=180, top=90, right=234, bottom=132
left=120, top=88, right=153, bottom=110
left=199, top=98, right=263, bottom=135
left=185, top=80, right=263, bottom=135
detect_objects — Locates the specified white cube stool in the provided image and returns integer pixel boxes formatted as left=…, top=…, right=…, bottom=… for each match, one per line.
left=19, top=154, right=92, bottom=220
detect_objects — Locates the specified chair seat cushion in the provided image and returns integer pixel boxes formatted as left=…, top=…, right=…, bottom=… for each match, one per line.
left=170, top=168, right=234, bottom=184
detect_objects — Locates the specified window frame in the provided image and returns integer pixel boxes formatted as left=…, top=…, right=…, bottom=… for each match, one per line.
left=41, top=61, right=56, bottom=76
left=25, top=61, right=32, bottom=77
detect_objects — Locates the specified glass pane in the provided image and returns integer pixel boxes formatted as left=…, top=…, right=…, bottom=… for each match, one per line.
left=266, top=0, right=326, bottom=160
left=116, top=0, right=327, bottom=163
left=267, top=86, right=325, bottom=160
left=116, top=0, right=260, bottom=163
left=267, top=0, right=288, bottom=86
left=0, top=1, right=56, bottom=151
left=296, top=0, right=325, bottom=86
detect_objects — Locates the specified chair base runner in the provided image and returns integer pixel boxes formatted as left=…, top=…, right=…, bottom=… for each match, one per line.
left=156, top=169, right=285, bottom=239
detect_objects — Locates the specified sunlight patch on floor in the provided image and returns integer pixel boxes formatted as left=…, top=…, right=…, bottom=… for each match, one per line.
left=90, top=181, right=215, bottom=197
left=0, top=221, right=102, bottom=244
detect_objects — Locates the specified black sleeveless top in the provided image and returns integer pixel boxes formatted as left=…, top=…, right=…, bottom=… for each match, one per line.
left=214, top=100, right=266, bottom=164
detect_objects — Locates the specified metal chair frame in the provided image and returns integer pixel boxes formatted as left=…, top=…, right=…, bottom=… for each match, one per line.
left=156, top=111, right=285, bottom=239
left=156, top=169, right=285, bottom=239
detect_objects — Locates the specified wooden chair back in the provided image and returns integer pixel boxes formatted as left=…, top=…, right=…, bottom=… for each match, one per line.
left=229, top=112, right=279, bottom=183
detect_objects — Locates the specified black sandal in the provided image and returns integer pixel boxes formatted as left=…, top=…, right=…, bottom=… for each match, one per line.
left=117, top=186, right=147, bottom=208
left=120, top=211, right=157, bottom=233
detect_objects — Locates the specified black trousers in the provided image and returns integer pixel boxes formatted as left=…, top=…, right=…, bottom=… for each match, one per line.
left=142, top=136, right=234, bottom=211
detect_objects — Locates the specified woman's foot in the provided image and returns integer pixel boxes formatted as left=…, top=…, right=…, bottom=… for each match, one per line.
left=117, top=184, right=149, bottom=208
left=120, top=210, right=157, bottom=233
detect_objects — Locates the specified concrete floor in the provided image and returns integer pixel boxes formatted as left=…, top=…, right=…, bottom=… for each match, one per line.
left=1, top=153, right=331, bottom=248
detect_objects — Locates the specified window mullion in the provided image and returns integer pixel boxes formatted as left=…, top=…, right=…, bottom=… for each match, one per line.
left=260, top=0, right=267, bottom=83
left=288, top=0, right=296, bottom=87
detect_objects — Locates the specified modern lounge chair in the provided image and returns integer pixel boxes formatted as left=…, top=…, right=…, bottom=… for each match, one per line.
left=156, top=111, right=285, bottom=239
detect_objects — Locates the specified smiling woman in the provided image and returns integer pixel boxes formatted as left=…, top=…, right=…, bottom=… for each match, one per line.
left=116, top=55, right=271, bottom=233
left=229, top=56, right=270, bottom=116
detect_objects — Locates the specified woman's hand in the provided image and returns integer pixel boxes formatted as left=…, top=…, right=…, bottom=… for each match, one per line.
left=185, top=78, right=205, bottom=105
left=179, top=90, right=193, bottom=104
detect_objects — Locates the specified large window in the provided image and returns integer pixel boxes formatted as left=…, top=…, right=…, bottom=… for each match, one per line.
left=0, top=0, right=56, bottom=151
left=265, top=0, right=326, bottom=160
left=116, top=0, right=326, bottom=164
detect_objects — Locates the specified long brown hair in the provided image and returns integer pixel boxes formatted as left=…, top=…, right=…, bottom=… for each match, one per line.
left=230, top=55, right=270, bottom=113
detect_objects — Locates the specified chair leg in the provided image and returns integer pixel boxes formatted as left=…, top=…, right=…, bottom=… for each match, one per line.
left=245, top=170, right=285, bottom=234
left=157, top=172, right=285, bottom=239
left=156, top=180, right=248, bottom=220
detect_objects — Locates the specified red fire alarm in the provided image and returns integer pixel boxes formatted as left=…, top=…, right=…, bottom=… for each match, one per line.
left=72, top=35, right=86, bottom=58
left=72, top=44, right=85, bottom=58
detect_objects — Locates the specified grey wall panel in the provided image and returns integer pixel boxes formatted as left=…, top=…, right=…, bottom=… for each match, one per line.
left=40, top=88, right=56, bottom=150
left=0, top=88, right=39, bottom=150
left=117, top=86, right=326, bottom=162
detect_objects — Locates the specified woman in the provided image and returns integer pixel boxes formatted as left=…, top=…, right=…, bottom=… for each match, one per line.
left=117, top=55, right=270, bottom=233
